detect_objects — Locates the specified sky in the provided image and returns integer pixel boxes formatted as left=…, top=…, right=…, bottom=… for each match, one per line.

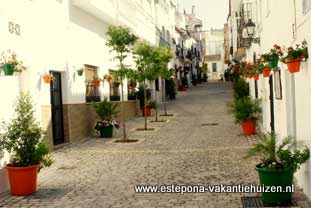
left=178, top=0, right=229, bottom=30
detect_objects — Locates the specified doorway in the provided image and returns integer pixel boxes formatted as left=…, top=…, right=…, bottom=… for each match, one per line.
left=50, top=71, right=65, bottom=145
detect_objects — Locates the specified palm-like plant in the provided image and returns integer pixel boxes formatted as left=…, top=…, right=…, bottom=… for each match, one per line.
left=245, top=133, right=310, bottom=171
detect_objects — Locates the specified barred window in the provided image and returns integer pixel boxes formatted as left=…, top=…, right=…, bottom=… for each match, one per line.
left=85, top=65, right=100, bottom=103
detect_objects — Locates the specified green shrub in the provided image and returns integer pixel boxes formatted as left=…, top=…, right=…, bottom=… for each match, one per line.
left=232, top=97, right=260, bottom=123
left=0, top=93, right=52, bottom=169
left=245, top=132, right=310, bottom=172
left=233, top=78, right=249, bottom=99
left=92, top=98, right=119, bottom=122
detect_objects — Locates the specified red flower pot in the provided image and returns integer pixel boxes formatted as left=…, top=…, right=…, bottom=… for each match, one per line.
left=6, top=164, right=40, bottom=195
left=262, top=68, right=271, bottom=77
left=286, top=59, right=301, bottom=73
left=253, top=74, right=259, bottom=80
left=93, top=80, right=100, bottom=86
left=141, top=107, right=151, bottom=117
left=43, top=75, right=52, bottom=83
left=241, top=120, right=256, bottom=135
left=181, top=85, right=187, bottom=91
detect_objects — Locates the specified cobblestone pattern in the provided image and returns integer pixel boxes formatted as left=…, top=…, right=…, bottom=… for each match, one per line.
left=0, top=83, right=310, bottom=208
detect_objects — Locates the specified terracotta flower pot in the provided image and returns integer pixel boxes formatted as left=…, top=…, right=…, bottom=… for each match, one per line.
left=6, top=164, right=40, bottom=195
left=93, top=80, right=100, bottom=86
left=43, top=75, right=52, bottom=83
left=105, top=78, right=111, bottom=83
left=253, top=74, right=259, bottom=80
left=181, top=85, right=187, bottom=91
left=262, top=68, right=271, bottom=77
left=286, top=59, right=301, bottom=73
left=241, top=120, right=256, bottom=135
left=141, top=107, right=151, bottom=117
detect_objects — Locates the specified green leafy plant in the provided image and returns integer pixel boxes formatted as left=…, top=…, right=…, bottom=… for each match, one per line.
left=92, top=98, right=119, bottom=122
left=0, top=93, right=52, bottom=170
left=245, top=133, right=310, bottom=172
left=232, top=97, right=260, bottom=123
left=233, top=79, right=249, bottom=100
left=280, top=42, right=308, bottom=63
left=106, top=26, right=137, bottom=140
left=261, top=45, right=283, bottom=62
left=147, top=100, right=156, bottom=109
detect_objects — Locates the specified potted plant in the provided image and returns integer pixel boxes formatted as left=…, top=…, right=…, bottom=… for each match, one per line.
left=136, top=85, right=151, bottom=117
left=0, top=93, right=53, bottom=195
left=77, top=67, right=84, bottom=76
left=244, top=133, right=310, bottom=206
left=93, top=98, right=120, bottom=138
left=142, top=100, right=156, bottom=117
left=42, top=73, right=54, bottom=84
left=181, top=77, right=187, bottom=91
left=280, top=42, right=308, bottom=73
left=104, top=74, right=111, bottom=82
left=233, top=78, right=249, bottom=100
left=0, top=51, right=27, bottom=76
left=261, top=44, right=283, bottom=68
left=93, top=75, right=101, bottom=86
left=232, top=96, right=260, bottom=135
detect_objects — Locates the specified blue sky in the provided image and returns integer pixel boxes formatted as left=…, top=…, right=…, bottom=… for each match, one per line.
left=178, top=0, right=229, bottom=30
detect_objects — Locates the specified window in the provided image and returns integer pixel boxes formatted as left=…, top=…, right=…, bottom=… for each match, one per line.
left=109, top=70, right=120, bottom=101
left=85, top=65, right=100, bottom=103
left=212, top=63, right=217, bottom=72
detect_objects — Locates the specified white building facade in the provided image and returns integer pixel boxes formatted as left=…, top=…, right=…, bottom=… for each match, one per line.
left=227, top=0, right=311, bottom=200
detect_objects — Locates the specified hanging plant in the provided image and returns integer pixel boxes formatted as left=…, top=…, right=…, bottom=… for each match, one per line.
left=93, top=75, right=101, bottom=86
left=42, top=73, right=54, bottom=84
left=77, top=67, right=84, bottom=76
left=261, top=45, right=283, bottom=68
left=280, top=41, right=308, bottom=73
left=104, top=74, right=111, bottom=82
left=0, top=50, right=27, bottom=76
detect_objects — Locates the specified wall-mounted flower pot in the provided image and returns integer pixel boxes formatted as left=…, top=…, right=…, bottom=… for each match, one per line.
left=93, top=80, right=100, bottom=86
left=253, top=74, right=259, bottom=80
left=256, top=167, right=294, bottom=206
left=77, top=70, right=83, bottom=76
left=269, top=59, right=278, bottom=68
left=2, top=64, right=15, bottom=76
left=105, top=78, right=111, bottom=83
left=286, top=59, right=301, bottom=73
left=263, top=68, right=271, bottom=77
left=6, top=164, right=40, bottom=195
left=241, top=120, right=256, bottom=135
left=43, top=75, right=53, bottom=83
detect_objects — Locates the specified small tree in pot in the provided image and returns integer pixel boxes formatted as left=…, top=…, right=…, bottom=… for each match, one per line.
left=0, top=93, right=53, bottom=195
left=244, top=133, right=310, bottom=206
left=93, top=98, right=120, bottom=138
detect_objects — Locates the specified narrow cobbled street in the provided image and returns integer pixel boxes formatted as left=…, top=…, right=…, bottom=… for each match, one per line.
left=0, top=83, right=310, bottom=208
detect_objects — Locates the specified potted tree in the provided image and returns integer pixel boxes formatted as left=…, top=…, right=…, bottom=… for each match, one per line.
left=244, top=133, right=310, bottom=206
left=232, top=96, right=260, bottom=135
left=106, top=26, right=137, bottom=141
left=0, top=93, right=53, bottom=195
left=0, top=51, right=27, bottom=76
left=93, top=98, right=120, bottom=138
left=281, top=42, right=308, bottom=73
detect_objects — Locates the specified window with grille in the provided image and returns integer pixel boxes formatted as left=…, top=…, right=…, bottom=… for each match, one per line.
left=85, top=65, right=100, bottom=103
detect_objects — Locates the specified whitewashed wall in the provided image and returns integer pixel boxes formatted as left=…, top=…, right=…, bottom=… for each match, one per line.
left=245, top=0, right=311, bottom=200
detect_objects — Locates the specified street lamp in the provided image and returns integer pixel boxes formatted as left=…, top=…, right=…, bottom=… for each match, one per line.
left=244, top=19, right=260, bottom=44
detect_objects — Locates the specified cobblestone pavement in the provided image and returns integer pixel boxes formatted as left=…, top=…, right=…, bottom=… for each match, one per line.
left=1, top=83, right=310, bottom=208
